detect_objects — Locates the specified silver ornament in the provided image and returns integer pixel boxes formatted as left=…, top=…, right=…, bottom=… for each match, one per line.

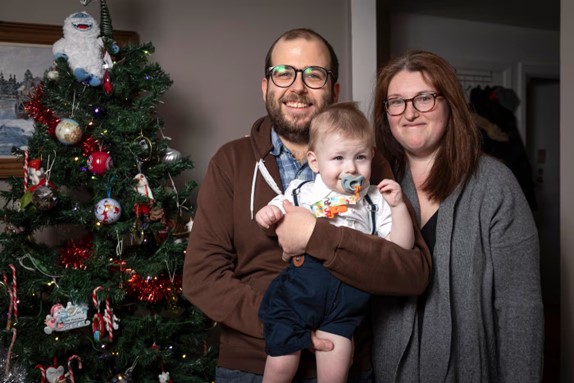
left=32, top=186, right=58, bottom=211
left=162, top=146, right=181, bottom=163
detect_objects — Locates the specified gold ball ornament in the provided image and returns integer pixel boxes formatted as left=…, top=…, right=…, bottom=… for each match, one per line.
left=55, top=118, right=83, bottom=145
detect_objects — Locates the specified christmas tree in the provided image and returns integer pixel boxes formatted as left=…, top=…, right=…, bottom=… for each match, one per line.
left=0, top=2, right=216, bottom=382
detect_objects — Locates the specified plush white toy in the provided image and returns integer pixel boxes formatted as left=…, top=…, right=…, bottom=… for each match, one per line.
left=158, top=371, right=172, bottom=383
left=53, top=11, right=105, bottom=86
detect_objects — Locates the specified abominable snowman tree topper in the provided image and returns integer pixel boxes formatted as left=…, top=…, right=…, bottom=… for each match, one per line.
left=53, top=12, right=106, bottom=86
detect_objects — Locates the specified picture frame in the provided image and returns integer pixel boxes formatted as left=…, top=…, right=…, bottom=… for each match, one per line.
left=0, top=20, right=139, bottom=178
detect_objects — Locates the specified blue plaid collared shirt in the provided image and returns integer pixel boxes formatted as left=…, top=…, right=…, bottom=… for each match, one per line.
left=270, top=129, right=314, bottom=191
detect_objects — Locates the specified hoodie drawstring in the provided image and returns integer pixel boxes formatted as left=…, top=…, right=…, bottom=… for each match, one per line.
left=250, top=159, right=282, bottom=219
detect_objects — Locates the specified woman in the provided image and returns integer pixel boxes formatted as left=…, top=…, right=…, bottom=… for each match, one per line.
left=371, top=50, right=544, bottom=382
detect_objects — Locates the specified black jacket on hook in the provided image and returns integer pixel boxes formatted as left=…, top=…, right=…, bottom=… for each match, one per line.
left=470, top=86, right=538, bottom=211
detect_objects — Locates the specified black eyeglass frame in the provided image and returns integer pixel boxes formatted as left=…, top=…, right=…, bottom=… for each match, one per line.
left=266, top=65, right=335, bottom=89
left=384, top=92, right=442, bottom=116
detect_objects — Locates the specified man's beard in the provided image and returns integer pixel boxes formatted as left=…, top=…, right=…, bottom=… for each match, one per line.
left=265, top=91, right=334, bottom=144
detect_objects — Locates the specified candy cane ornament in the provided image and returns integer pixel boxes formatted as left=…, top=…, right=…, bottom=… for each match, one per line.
left=92, top=286, right=118, bottom=342
left=23, top=149, right=29, bottom=192
left=35, top=364, right=47, bottom=383
left=92, top=286, right=104, bottom=342
left=3, top=272, right=12, bottom=329
left=4, top=328, right=16, bottom=378
left=92, top=286, right=103, bottom=310
left=67, top=355, right=82, bottom=383
left=9, top=264, right=17, bottom=323
left=3, top=264, right=17, bottom=329
left=104, top=297, right=113, bottom=342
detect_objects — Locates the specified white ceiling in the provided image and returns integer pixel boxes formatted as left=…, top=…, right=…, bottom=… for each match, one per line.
left=391, top=0, right=559, bottom=31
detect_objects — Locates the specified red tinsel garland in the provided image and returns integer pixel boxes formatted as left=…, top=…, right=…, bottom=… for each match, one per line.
left=24, top=84, right=60, bottom=136
left=126, top=273, right=182, bottom=303
left=58, top=234, right=93, bottom=270
left=79, top=135, right=103, bottom=157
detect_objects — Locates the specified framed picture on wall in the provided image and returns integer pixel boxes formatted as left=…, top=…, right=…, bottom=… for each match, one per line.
left=0, top=21, right=138, bottom=178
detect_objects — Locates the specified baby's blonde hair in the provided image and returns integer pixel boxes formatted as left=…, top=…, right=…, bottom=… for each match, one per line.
left=309, top=102, right=375, bottom=151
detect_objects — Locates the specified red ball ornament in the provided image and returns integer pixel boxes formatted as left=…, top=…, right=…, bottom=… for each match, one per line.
left=87, top=151, right=112, bottom=175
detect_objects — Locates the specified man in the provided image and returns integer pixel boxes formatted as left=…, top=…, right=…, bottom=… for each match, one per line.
left=183, top=28, right=432, bottom=382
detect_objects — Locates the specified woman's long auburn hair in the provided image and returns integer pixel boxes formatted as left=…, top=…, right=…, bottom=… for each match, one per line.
left=373, top=50, right=481, bottom=203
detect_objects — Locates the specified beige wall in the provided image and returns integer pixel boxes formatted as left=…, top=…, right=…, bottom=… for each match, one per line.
left=2, top=0, right=352, bottom=198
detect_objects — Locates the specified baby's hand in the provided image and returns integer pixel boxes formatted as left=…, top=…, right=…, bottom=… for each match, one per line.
left=255, top=205, right=284, bottom=229
left=377, top=179, right=404, bottom=207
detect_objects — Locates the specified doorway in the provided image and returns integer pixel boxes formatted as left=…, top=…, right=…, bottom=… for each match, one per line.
left=526, top=76, right=560, bottom=382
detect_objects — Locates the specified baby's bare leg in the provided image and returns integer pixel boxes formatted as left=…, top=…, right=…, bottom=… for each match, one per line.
left=315, top=330, right=352, bottom=383
left=262, top=351, right=301, bottom=383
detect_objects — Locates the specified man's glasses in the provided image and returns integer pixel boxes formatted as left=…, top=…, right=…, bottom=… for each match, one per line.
left=384, top=92, right=441, bottom=116
left=266, top=65, right=333, bottom=89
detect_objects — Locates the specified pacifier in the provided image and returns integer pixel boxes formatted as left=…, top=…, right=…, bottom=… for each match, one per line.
left=341, top=175, right=365, bottom=193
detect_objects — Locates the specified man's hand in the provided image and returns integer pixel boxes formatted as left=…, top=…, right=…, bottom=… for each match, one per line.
left=276, top=200, right=316, bottom=259
left=310, top=331, right=334, bottom=352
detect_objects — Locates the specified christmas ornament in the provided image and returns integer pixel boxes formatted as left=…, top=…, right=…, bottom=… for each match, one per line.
left=45, top=365, right=66, bottom=383
left=25, top=157, right=56, bottom=195
left=53, top=11, right=105, bottom=86
left=136, top=135, right=153, bottom=161
left=92, top=286, right=120, bottom=343
left=95, top=198, right=122, bottom=224
left=133, top=172, right=154, bottom=223
left=87, top=150, right=112, bottom=175
left=44, top=302, right=90, bottom=334
left=103, top=70, right=113, bottom=94
left=149, top=206, right=165, bottom=222
left=32, top=185, right=58, bottom=210
left=173, top=213, right=194, bottom=238
left=158, top=371, right=173, bottom=383
left=67, top=355, right=83, bottom=383
left=98, top=0, right=119, bottom=53
left=110, top=357, right=138, bottom=383
left=55, top=118, right=83, bottom=145
left=27, top=158, right=45, bottom=190
left=162, top=146, right=181, bottom=163
left=92, top=312, right=105, bottom=342
left=3, top=264, right=18, bottom=328
left=133, top=173, right=154, bottom=201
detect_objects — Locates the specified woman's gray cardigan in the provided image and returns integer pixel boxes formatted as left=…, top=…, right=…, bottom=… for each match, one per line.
left=371, top=155, right=544, bottom=382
